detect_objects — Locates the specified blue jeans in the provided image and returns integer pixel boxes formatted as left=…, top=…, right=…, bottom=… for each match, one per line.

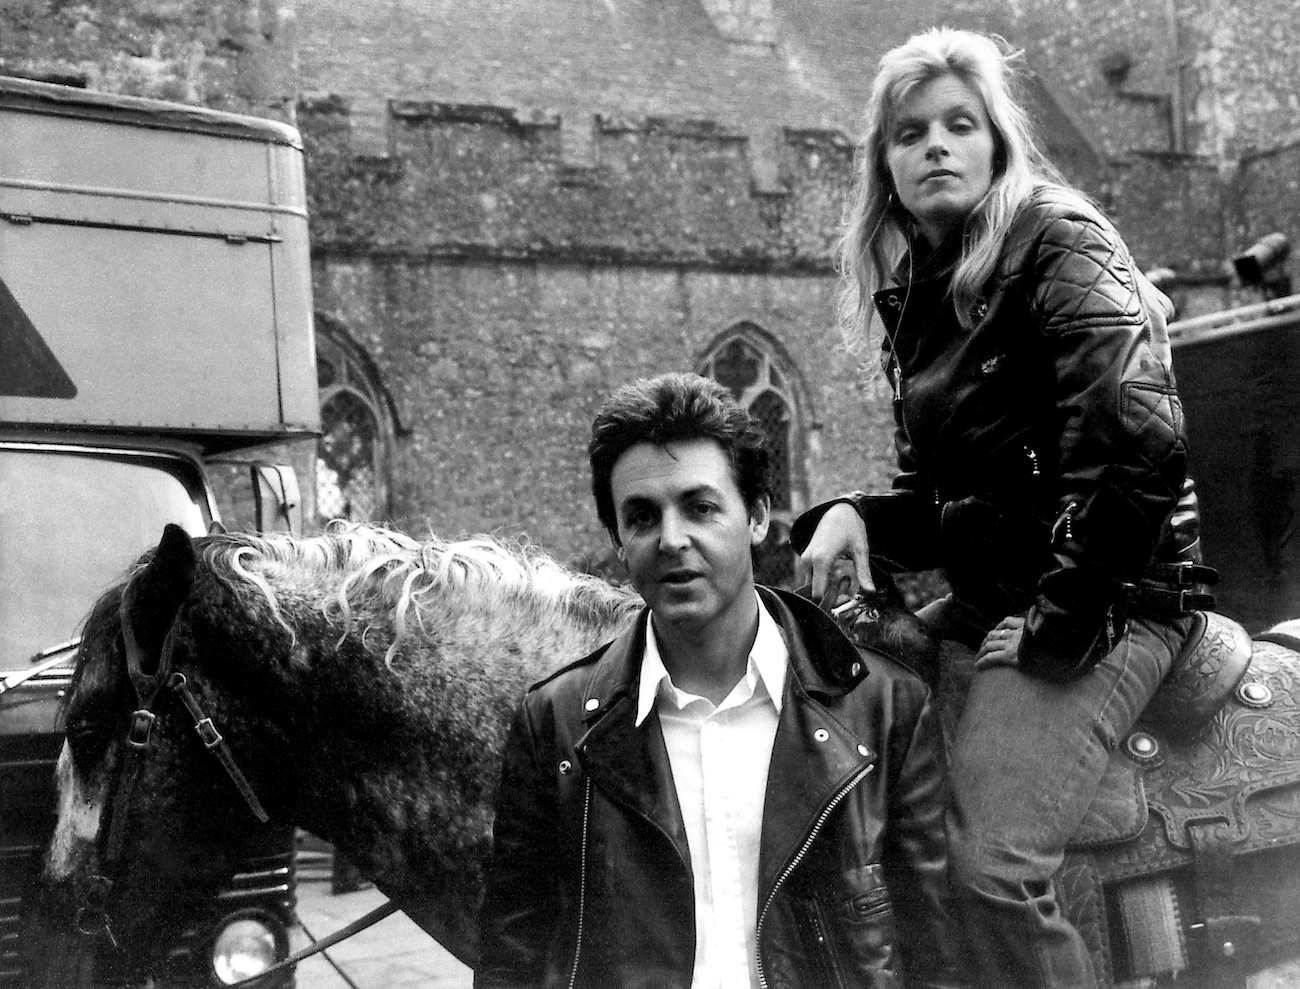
left=918, top=595, right=1190, bottom=989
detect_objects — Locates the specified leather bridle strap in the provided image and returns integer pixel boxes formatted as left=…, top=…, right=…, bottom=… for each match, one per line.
left=76, top=703, right=158, bottom=941
left=75, top=598, right=173, bottom=940
left=114, top=588, right=268, bottom=824
left=167, top=672, right=268, bottom=823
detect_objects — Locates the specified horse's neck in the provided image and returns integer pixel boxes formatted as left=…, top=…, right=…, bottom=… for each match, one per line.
left=445, top=596, right=636, bottom=665
left=287, top=587, right=637, bottom=894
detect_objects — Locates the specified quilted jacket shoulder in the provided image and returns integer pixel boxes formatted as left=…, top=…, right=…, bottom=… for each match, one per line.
left=995, top=185, right=1175, bottom=335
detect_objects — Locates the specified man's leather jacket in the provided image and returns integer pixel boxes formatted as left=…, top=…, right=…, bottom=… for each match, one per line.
left=475, top=588, right=958, bottom=989
left=794, top=187, right=1197, bottom=680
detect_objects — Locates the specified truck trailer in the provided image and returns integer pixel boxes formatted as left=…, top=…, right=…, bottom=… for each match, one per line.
left=1169, top=293, right=1300, bottom=631
left=0, top=77, right=319, bottom=987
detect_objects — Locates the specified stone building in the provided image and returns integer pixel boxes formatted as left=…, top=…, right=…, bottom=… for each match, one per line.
left=4, top=0, right=1300, bottom=573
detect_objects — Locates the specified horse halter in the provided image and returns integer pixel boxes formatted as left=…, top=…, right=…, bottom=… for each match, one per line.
left=74, top=591, right=269, bottom=944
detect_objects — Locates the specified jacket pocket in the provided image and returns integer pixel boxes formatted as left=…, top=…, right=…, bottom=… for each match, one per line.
left=816, top=863, right=903, bottom=989
left=836, top=862, right=897, bottom=945
left=1119, top=380, right=1183, bottom=461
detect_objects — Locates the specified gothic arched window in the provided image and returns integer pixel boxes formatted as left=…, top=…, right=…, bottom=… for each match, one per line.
left=315, top=321, right=394, bottom=525
left=698, top=325, right=809, bottom=514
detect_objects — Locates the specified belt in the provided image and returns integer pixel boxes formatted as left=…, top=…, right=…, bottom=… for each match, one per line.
left=1123, top=561, right=1219, bottom=617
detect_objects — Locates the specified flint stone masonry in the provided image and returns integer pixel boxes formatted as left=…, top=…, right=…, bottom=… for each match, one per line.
left=301, top=98, right=853, bottom=271
left=0, top=0, right=295, bottom=118
left=300, top=95, right=1229, bottom=277
left=301, top=106, right=891, bottom=556
left=1019, top=0, right=1300, bottom=164
left=310, top=254, right=890, bottom=558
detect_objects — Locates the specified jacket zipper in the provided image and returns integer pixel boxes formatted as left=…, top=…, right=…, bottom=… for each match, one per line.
left=1052, top=500, right=1078, bottom=546
left=754, top=762, right=875, bottom=989
left=1025, top=445, right=1041, bottom=477
left=893, top=354, right=939, bottom=509
left=892, top=353, right=920, bottom=466
left=567, top=777, right=593, bottom=989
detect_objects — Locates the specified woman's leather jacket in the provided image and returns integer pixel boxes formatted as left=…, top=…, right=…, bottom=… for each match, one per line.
left=475, top=588, right=959, bottom=989
left=793, top=187, right=1202, bottom=680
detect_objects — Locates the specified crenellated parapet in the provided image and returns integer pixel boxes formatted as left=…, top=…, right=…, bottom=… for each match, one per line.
left=298, top=96, right=855, bottom=272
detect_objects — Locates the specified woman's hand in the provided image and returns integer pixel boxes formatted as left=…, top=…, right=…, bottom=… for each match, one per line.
left=796, top=503, right=873, bottom=608
left=975, top=615, right=1026, bottom=670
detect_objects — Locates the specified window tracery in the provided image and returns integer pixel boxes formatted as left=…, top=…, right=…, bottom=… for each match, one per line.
left=315, top=323, right=393, bottom=525
left=698, top=325, right=809, bottom=515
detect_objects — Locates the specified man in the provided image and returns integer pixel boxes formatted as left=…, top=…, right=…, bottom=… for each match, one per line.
left=476, top=373, right=957, bottom=989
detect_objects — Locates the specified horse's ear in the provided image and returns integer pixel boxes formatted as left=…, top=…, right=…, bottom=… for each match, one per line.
left=123, top=524, right=199, bottom=674
left=156, top=523, right=199, bottom=581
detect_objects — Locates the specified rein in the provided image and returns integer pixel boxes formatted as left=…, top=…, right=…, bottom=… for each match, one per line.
left=223, top=899, right=402, bottom=988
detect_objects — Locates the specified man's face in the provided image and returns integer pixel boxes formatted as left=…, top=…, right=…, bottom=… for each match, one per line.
left=610, top=438, right=770, bottom=642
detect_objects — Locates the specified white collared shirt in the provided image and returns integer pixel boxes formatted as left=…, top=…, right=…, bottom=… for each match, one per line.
left=635, top=592, right=788, bottom=989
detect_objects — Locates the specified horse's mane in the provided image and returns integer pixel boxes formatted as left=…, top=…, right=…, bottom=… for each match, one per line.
left=206, top=521, right=642, bottom=665
left=66, top=521, right=640, bottom=726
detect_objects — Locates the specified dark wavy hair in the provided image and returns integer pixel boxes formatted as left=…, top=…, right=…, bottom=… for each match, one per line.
left=589, top=372, right=770, bottom=543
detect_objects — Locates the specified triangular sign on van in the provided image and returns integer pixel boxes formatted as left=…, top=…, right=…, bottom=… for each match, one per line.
left=0, top=275, right=76, bottom=398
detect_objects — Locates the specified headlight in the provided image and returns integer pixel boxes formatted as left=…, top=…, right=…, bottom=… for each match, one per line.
left=211, top=913, right=285, bottom=985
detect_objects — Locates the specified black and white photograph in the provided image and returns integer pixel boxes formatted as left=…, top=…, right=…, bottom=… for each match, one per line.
left=2, top=1, right=1299, bottom=986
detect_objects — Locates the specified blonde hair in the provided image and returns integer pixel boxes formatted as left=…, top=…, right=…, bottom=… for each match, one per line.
left=839, top=27, right=1071, bottom=358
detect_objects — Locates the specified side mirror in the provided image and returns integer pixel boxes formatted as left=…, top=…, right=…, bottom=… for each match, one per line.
left=251, top=463, right=303, bottom=535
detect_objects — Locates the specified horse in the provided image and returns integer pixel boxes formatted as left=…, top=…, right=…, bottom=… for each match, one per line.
left=38, top=521, right=1300, bottom=988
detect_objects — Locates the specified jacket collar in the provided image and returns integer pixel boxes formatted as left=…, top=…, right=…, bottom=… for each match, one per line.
left=634, top=591, right=788, bottom=726
left=573, top=589, right=877, bottom=894
left=891, top=236, right=962, bottom=285
left=574, top=609, right=692, bottom=870
left=875, top=239, right=961, bottom=341
left=577, top=588, right=868, bottom=721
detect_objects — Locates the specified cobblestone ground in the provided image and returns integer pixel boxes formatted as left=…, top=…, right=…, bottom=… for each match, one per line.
left=1251, top=959, right=1300, bottom=988
left=293, top=877, right=471, bottom=989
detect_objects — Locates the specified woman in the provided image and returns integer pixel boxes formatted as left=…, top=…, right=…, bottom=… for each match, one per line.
left=793, top=27, right=1210, bottom=989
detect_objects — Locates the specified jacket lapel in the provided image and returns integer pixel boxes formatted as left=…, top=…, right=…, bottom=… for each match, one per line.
left=574, top=609, right=692, bottom=871
left=573, top=592, right=878, bottom=895
left=757, top=590, right=878, bottom=897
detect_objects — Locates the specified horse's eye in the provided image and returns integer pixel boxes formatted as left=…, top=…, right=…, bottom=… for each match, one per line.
left=64, top=718, right=113, bottom=771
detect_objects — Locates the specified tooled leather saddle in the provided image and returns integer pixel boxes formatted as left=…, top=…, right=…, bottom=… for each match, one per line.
left=836, top=599, right=1300, bottom=988
left=1059, top=612, right=1300, bottom=987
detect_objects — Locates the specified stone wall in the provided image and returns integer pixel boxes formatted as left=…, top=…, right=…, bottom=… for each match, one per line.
left=0, top=0, right=295, bottom=119
left=986, top=0, right=1300, bottom=165
left=303, top=98, right=895, bottom=560
left=303, top=99, right=850, bottom=268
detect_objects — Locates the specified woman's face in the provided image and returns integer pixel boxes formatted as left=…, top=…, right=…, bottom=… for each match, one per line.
left=885, top=73, right=996, bottom=248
